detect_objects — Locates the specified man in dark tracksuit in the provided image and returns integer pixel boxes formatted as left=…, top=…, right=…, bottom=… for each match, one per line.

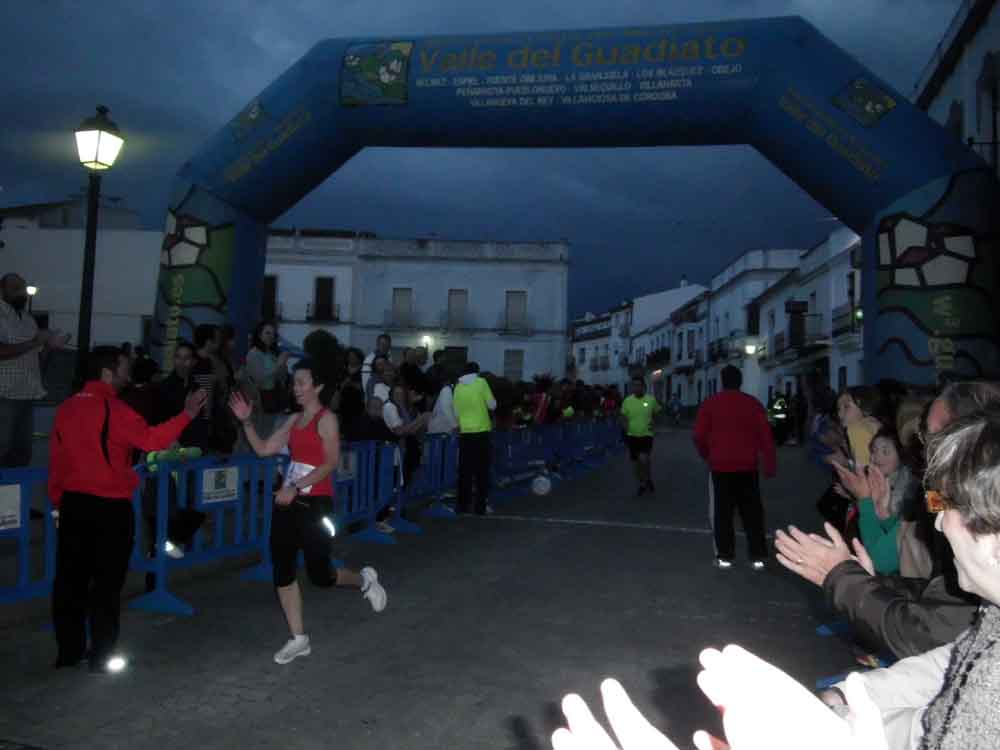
left=693, top=365, right=776, bottom=569
left=49, top=346, right=204, bottom=672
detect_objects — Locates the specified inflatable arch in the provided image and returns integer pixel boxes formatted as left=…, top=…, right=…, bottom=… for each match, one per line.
left=154, top=16, right=1000, bottom=385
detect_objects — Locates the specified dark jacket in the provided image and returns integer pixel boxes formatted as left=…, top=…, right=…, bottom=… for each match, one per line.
left=823, top=560, right=979, bottom=659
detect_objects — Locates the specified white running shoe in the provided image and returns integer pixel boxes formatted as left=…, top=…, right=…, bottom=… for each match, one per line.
left=714, top=558, right=734, bottom=570
left=360, top=567, right=387, bottom=612
left=751, top=560, right=766, bottom=571
left=274, top=635, right=311, bottom=665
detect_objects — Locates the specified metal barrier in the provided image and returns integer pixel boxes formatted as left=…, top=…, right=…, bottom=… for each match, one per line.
left=3, top=418, right=621, bottom=609
left=0, top=467, right=56, bottom=604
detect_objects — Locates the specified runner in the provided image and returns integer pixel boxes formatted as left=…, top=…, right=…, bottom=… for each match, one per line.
left=620, top=376, right=662, bottom=496
left=229, top=358, right=387, bottom=665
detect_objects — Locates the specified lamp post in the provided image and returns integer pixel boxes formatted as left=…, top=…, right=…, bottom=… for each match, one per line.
left=26, top=285, right=37, bottom=314
left=73, top=106, right=124, bottom=383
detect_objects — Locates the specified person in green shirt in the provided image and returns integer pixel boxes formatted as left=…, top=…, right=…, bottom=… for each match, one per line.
left=452, top=361, right=497, bottom=515
left=620, top=377, right=662, bottom=496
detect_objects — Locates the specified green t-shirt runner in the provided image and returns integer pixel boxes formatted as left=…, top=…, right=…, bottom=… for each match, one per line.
left=453, top=374, right=496, bottom=433
left=621, top=394, right=662, bottom=437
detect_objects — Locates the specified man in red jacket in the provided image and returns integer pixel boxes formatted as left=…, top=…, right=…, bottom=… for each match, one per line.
left=693, top=365, right=776, bottom=570
left=49, top=345, right=205, bottom=672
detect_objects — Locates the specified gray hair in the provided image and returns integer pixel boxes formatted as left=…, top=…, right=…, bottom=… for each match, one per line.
left=924, top=408, right=1000, bottom=536
left=938, top=381, right=1000, bottom=422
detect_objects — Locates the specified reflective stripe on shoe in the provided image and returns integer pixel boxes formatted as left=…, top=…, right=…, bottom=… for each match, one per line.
left=274, top=637, right=311, bottom=665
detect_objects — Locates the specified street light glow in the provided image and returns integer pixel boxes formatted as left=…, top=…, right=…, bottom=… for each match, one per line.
left=744, top=343, right=757, bottom=356
left=26, top=286, right=37, bottom=297
left=75, top=106, right=124, bottom=170
left=421, top=335, right=432, bottom=347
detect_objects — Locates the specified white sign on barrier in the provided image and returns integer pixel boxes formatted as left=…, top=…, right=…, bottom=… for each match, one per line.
left=0, top=484, right=21, bottom=531
left=201, top=467, right=240, bottom=504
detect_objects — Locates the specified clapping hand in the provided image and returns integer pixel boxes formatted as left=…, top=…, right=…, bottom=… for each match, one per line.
left=551, top=645, right=887, bottom=750
left=775, top=522, right=855, bottom=586
left=183, top=389, right=208, bottom=419
left=832, top=462, right=872, bottom=502
left=867, top=467, right=892, bottom=519
left=229, top=391, right=253, bottom=423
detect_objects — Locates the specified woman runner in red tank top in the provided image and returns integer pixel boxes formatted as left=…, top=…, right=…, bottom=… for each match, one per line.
left=230, top=358, right=388, bottom=665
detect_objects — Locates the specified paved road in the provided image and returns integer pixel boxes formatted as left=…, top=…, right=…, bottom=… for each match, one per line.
left=0, top=429, right=851, bottom=750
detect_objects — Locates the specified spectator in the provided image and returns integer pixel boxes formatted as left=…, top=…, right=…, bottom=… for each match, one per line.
left=345, top=396, right=397, bottom=444
left=383, top=383, right=431, bottom=487
left=427, top=371, right=459, bottom=435
left=620, top=376, right=662, bottom=496
left=425, top=349, right=447, bottom=395
left=776, top=381, right=1000, bottom=659
left=833, top=429, right=925, bottom=575
left=159, top=340, right=197, bottom=427
left=245, top=322, right=290, bottom=436
left=0, top=272, right=69, bottom=467
left=453, top=362, right=496, bottom=515
left=185, top=324, right=219, bottom=453
left=820, top=408, right=1000, bottom=750
left=398, top=347, right=430, bottom=407
left=836, top=385, right=883, bottom=470
left=49, top=345, right=204, bottom=672
left=693, top=365, right=775, bottom=570
left=365, top=355, right=393, bottom=405
left=361, top=333, right=391, bottom=393
left=336, top=347, right=366, bottom=431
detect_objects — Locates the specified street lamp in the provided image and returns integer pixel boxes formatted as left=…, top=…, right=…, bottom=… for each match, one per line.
left=744, top=343, right=757, bottom=356
left=74, top=106, right=124, bottom=383
left=26, top=286, right=37, bottom=313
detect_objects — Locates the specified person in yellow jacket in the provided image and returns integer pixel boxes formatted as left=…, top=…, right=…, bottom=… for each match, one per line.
left=452, top=362, right=496, bottom=515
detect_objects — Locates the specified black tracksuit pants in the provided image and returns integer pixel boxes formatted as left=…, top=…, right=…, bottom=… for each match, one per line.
left=52, top=492, right=135, bottom=666
left=710, top=471, right=768, bottom=561
left=457, top=432, right=491, bottom=514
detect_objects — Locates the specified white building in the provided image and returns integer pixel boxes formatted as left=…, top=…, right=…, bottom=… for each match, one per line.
left=753, top=228, right=863, bottom=404
left=0, top=214, right=569, bottom=382
left=569, top=311, right=613, bottom=386
left=913, top=0, right=1000, bottom=178
left=266, top=231, right=570, bottom=381
left=703, top=249, right=803, bottom=402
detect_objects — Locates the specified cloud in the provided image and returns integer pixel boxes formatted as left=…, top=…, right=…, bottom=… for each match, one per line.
left=0, top=0, right=957, bottom=316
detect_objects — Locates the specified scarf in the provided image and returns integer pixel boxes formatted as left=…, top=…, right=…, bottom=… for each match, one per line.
left=920, top=604, right=1000, bottom=750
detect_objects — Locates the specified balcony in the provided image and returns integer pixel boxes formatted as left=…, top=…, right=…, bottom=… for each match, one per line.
left=645, top=347, right=671, bottom=369
left=618, top=324, right=630, bottom=338
left=384, top=308, right=416, bottom=330
left=589, top=359, right=599, bottom=372
left=802, top=313, right=828, bottom=346
left=693, top=350, right=704, bottom=367
left=774, top=330, right=788, bottom=355
left=440, top=309, right=476, bottom=331
left=498, top=313, right=535, bottom=336
left=600, top=354, right=610, bottom=370
left=832, top=303, right=863, bottom=351
left=307, top=302, right=340, bottom=323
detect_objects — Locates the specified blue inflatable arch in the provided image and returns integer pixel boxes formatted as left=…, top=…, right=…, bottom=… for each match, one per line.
left=155, top=16, right=1000, bottom=385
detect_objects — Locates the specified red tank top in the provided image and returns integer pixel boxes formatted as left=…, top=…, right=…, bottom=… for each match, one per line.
left=287, top=409, right=334, bottom=497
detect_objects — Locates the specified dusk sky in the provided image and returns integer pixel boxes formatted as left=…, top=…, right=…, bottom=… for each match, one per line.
left=0, top=1, right=957, bottom=316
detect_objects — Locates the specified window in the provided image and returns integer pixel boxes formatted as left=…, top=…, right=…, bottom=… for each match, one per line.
left=808, top=291, right=817, bottom=314
left=686, top=330, right=694, bottom=356
left=723, top=311, right=730, bottom=335
left=505, top=290, right=527, bottom=329
left=838, top=365, right=848, bottom=390
left=768, top=310, right=776, bottom=332
left=448, top=289, right=468, bottom=328
left=392, top=287, right=413, bottom=326
left=261, top=275, right=277, bottom=321
left=579, top=347, right=587, bottom=364
left=312, top=277, right=335, bottom=320
left=503, top=349, right=525, bottom=381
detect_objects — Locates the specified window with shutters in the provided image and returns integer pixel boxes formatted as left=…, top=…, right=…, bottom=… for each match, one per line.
left=448, top=289, right=468, bottom=328
left=392, top=287, right=413, bottom=327
left=505, top=290, right=527, bottom=330
left=312, top=277, right=335, bottom=320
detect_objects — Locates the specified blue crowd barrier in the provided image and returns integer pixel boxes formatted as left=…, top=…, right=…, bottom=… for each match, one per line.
left=0, top=467, right=56, bottom=605
left=2, top=418, right=621, bottom=609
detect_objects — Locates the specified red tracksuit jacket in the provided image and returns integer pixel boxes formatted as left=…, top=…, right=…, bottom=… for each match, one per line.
left=48, top=381, right=192, bottom=506
left=693, top=389, right=777, bottom=476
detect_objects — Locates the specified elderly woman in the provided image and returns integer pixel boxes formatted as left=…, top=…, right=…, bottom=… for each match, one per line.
left=818, top=409, right=1000, bottom=749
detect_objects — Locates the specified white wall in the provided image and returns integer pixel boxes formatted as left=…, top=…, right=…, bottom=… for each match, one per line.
left=0, top=226, right=159, bottom=346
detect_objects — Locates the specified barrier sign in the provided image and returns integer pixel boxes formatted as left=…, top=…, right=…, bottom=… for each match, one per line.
left=202, top=467, right=240, bottom=504
left=0, top=484, right=20, bottom=531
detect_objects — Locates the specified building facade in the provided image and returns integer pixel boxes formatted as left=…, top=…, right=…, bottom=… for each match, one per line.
left=0, top=218, right=569, bottom=381
left=913, top=0, right=1000, bottom=178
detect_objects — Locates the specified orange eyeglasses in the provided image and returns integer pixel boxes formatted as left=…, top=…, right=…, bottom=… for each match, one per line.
left=925, top=489, right=951, bottom=514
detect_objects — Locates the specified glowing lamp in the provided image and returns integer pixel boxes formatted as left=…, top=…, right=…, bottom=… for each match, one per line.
left=75, top=106, right=124, bottom=170
left=744, top=343, right=757, bottom=356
